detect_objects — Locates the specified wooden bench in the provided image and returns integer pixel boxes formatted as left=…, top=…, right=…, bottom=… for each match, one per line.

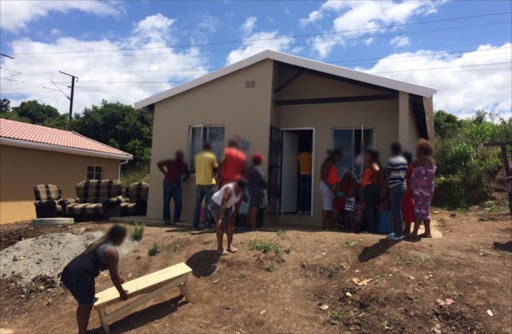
left=94, top=262, right=192, bottom=333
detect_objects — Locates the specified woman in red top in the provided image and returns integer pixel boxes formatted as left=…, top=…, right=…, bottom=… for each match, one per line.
left=320, top=150, right=342, bottom=229
left=362, top=150, right=381, bottom=233
left=401, top=152, right=415, bottom=235
left=334, top=171, right=356, bottom=227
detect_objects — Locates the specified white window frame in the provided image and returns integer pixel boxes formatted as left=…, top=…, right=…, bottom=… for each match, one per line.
left=87, top=166, right=103, bottom=180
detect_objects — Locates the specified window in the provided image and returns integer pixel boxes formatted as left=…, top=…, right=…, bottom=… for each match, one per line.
left=332, top=127, right=374, bottom=180
left=87, top=166, right=103, bottom=180
left=189, top=125, right=225, bottom=173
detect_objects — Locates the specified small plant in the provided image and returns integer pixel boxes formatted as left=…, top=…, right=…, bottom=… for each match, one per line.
left=421, top=254, right=430, bottom=262
left=265, top=265, right=274, bottom=272
left=250, top=241, right=275, bottom=253
left=237, top=273, right=247, bottom=279
left=133, top=249, right=138, bottom=253
left=330, top=309, right=342, bottom=321
left=374, top=275, right=381, bottom=283
left=148, top=243, right=160, bottom=256
left=385, top=249, right=392, bottom=254
left=344, top=241, right=357, bottom=247
left=386, top=274, right=395, bottom=282
left=130, top=221, right=145, bottom=241
left=136, top=255, right=141, bottom=260
left=277, top=230, right=286, bottom=236
left=284, top=249, right=290, bottom=254
left=484, top=201, right=505, bottom=213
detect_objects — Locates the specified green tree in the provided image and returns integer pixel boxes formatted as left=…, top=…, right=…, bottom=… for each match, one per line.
left=433, top=110, right=462, bottom=138
left=71, top=100, right=153, bottom=167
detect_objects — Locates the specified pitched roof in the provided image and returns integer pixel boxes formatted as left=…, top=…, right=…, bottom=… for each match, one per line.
left=135, top=49, right=437, bottom=110
left=0, top=118, right=132, bottom=160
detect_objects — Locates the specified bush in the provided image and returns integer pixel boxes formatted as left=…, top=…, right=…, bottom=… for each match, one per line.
left=130, top=221, right=145, bottom=241
left=148, top=243, right=160, bottom=256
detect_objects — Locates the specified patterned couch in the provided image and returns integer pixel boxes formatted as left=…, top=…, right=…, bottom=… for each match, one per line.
left=33, top=184, right=63, bottom=218
left=60, top=180, right=123, bottom=220
left=120, top=182, right=149, bottom=216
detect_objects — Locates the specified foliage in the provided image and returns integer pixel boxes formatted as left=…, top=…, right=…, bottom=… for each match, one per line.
left=433, top=110, right=510, bottom=209
left=148, top=243, right=160, bottom=256
left=130, top=221, right=145, bottom=241
left=121, top=164, right=150, bottom=186
left=0, top=100, right=70, bottom=129
left=249, top=240, right=279, bottom=254
left=264, top=264, right=274, bottom=272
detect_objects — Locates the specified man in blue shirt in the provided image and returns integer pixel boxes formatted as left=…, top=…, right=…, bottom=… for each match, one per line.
left=385, top=143, right=408, bottom=241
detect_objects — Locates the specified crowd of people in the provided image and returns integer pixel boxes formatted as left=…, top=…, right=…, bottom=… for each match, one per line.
left=320, top=139, right=437, bottom=241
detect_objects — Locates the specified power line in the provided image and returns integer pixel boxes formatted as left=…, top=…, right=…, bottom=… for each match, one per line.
left=10, top=11, right=512, bottom=57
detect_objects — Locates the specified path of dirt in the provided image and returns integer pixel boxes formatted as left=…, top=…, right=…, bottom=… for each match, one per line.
left=0, top=209, right=511, bottom=334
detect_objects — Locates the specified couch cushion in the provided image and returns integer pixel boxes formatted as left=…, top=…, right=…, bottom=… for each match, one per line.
left=76, top=180, right=123, bottom=203
left=120, top=202, right=137, bottom=214
left=66, top=203, right=104, bottom=215
left=34, top=184, right=62, bottom=201
left=125, top=183, right=149, bottom=203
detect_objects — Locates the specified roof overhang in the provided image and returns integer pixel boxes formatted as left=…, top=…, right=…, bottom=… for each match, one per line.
left=0, top=137, right=133, bottom=161
left=134, top=50, right=437, bottom=110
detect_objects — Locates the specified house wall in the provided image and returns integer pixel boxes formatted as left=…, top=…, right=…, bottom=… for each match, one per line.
left=0, top=145, right=120, bottom=224
left=147, top=59, right=274, bottom=220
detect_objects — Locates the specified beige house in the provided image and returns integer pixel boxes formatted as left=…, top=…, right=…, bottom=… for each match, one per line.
left=135, top=50, right=436, bottom=225
left=0, top=119, right=132, bottom=224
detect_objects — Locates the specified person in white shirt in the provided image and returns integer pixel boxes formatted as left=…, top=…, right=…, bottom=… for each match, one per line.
left=209, top=178, right=248, bottom=255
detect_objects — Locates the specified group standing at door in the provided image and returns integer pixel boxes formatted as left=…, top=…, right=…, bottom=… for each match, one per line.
left=319, top=139, right=436, bottom=241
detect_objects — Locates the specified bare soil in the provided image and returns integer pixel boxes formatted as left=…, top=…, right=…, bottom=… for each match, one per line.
left=1, top=209, right=511, bottom=334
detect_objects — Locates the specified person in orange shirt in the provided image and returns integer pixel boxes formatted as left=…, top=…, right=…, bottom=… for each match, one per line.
left=297, top=148, right=313, bottom=214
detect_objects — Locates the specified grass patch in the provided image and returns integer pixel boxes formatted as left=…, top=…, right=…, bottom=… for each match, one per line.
left=344, top=241, right=357, bottom=247
left=484, top=201, right=506, bottom=213
left=385, top=274, right=395, bottom=282
left=136, top=255, right=141, bottom=260
left=130, top=221, right=145, bottom=241
left=250, top=240, right=280, bottom=254
left=385, top=249, right=392, bottom=254
left=330, top=309, right=343, bottom=321
left=237, top=273, right=247, bottom=279
left=277, top=230, right=286, bottom=236
left=265, top=265, right=274, bottom=272
left=148, top=243, right=160, bottom=256
left=284, top=249, right=290, bottom=254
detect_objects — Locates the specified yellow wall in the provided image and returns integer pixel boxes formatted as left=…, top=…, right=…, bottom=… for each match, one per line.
left=147, top=59, right=274, bottom=220
left=0, top=145, right=121, bottom=224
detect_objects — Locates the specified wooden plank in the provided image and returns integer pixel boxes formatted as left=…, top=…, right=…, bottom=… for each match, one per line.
left=97, top=309, right=109, bottom=334
left=274, top=93, right=397, bottom=106
left=94, top=263, right=192, bottom=308
left=103, top=275, right=188, bottom=325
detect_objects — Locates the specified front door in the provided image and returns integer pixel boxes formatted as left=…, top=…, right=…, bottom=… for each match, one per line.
left=281, top=131, right=299, bottom=213
left=267, top=127, right=282, bottom=214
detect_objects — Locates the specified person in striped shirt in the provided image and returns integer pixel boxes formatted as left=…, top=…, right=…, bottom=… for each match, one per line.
left=385, top=143, right=408, bottom=241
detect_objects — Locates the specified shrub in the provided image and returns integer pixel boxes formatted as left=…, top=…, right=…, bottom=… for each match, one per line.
left=148, top=243, right=160, bottom=256
left=265, top=265, right=274, bottom=272
left=130, top=221, right=145, bottom=241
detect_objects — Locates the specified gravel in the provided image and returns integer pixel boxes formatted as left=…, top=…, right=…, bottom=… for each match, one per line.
left=0, top=231, right=137, bottom=285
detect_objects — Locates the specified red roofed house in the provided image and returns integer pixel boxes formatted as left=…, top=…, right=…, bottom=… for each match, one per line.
left=0, top=118, right=132, bottom=224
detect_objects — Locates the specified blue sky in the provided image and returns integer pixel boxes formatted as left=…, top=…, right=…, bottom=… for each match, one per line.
left=1, top=0, right=511, bottom=119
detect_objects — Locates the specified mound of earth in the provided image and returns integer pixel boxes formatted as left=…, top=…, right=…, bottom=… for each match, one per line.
left=0, top=231, right=137, bottom=285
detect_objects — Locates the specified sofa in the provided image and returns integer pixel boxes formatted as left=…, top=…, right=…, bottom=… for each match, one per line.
left=33, top=184, right=63, bottom=218
left=60, top=179, right=123, bottom=220
left=120, top=182, right=149, bottom=216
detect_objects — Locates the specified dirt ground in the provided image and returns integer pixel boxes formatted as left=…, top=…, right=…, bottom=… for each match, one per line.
left=1, top=208, right=511, bottom=334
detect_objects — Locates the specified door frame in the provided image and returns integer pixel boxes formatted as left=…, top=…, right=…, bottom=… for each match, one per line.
left=280, top=127, right=315, bottom=217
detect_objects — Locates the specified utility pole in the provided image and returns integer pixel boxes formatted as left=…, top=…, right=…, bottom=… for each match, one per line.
left=59, top=71, right=78, bottom=121
left=0, top=53, right=14, bottom=59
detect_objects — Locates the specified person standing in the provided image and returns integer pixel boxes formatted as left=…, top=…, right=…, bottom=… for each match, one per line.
left=218, top=139, right=247, bottom=187
left=248, top=153, right=268, bottom=231
left=193, top=143, right=219, bottom=230
left=409, top=139, right=437, bottom=239
left=209, top=178, right=249, bottom=255
left=297, top=148, right=313, bottom=214
left=158, top=151, right=190, bottom=224
left=320, top=150, right=342, bottom=229
left=385, top=143, right=408, bottom=241
left=401, top=151, right=415, bottom=235
left=61, top=225, right=128, bottom=334
left=362, top=150, right=381, bottom=233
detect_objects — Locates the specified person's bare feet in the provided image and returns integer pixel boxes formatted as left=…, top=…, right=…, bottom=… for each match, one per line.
left=217, top=249, right=228, bottom=255
left=227, top=246, right=238, bottom=253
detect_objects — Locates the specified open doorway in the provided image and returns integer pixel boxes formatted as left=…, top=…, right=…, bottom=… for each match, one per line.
left=280, top=129, right=314, bottom=215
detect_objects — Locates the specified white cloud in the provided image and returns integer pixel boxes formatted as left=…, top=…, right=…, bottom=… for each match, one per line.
left=50, top=28, right=61, bottom=36
left=358, top=43, right=512, bottom=117
left=198, top=14, right=220, bottom=33
left=301, top=0, right=446, bottom=57
left=389, top=36, right=410, bottom=48
left=241, top=17, right=257, bottom=35
left=0, top=0, right=121, bottom=32
left=0, top=14, right=209, bottom=115
left=226, top=31, right=294, bottom=65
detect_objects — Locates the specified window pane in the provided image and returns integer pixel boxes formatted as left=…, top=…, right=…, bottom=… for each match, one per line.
left=190, top=127, right=203, bottom=172
left=207, top=127, right=225, bottom=162
left=87, top=166, right=94, bottom=173
left=87, top=172, right=94, bottom=179
left=332, top=129, right=353, bottom=178
left=95, top=167, right=103, bottom=180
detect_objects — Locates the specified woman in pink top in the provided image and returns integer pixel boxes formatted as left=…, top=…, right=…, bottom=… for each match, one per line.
left=218, top=139, right=247, bottom=187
